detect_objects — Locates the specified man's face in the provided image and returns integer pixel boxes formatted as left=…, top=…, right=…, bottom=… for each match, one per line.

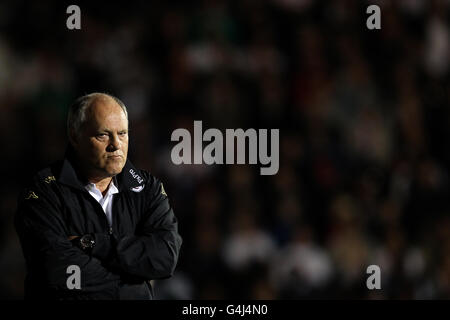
left=72, top=97, right=129, bottom=180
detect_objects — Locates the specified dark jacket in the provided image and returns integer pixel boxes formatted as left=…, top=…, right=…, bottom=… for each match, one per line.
left=14, top=151, right=182, bottom=300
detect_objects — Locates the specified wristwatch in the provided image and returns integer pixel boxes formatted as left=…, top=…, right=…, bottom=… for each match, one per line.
left=74, top=234, right=96, bottom=253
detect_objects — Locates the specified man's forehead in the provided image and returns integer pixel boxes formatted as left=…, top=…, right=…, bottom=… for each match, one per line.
left=83, top=98, right=128, bottom=130
left=90, top=96, right=121, bottom=113
left=87, top=98, right=126, bottom=119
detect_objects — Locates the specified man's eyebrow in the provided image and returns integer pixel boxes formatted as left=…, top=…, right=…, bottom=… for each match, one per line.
left=96, top=128, right=128, bottom=133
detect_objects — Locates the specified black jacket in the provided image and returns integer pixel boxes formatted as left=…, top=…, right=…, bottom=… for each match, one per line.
left=14, top=151, right=182, bottom=300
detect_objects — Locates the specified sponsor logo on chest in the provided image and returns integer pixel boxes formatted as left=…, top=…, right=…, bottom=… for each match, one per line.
left=129, top=169, right=143, bottom=184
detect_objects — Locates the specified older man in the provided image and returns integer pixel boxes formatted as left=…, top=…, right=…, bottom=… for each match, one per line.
left=15, top=93, right=182, bottom=300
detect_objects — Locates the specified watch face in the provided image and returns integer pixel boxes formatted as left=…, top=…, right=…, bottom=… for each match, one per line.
left=80, top=234, right=95, bottom=249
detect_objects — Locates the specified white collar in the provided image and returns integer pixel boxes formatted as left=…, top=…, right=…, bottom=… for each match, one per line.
left=85, top=179, right=119, bottom=197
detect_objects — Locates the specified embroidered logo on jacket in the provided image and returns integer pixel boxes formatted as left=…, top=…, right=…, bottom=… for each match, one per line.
left=44, top=176, right=56, bottom=184
left=25, top=191, right=39, bottom=200
left=129, top=169, right=143, bottom=184
left=131, top=185, right=145, bottom=193
left=161, top=183, right=167, bottom=196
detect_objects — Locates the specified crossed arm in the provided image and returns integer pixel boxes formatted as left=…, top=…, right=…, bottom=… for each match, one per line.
left=15, top=180, right=182, bottom=297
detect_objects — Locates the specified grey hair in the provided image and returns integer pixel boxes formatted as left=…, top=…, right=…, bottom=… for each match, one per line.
left=67, top=92, right=128, bottom=141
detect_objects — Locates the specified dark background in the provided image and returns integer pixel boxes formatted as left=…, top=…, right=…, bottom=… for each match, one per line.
left=0, top=0, right=449, bottom=299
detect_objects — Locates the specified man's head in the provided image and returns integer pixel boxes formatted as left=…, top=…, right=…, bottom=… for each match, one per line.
left=67, top=93, right=129, bottom=181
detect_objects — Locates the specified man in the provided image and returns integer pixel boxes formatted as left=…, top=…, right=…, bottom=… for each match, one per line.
left=14, top=93, right=182, bottom=300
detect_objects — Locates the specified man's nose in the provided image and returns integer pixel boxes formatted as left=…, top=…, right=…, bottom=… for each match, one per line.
left=107, top=134, right=121, bottom=151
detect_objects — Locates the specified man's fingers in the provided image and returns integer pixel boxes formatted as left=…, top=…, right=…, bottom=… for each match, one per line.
left=68, top=236, right=79, bottom=240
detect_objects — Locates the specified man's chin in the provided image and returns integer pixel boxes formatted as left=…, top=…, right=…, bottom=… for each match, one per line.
left=103, top=165, right=125, bottom=177
left=107, top=168, right=124, bottom=177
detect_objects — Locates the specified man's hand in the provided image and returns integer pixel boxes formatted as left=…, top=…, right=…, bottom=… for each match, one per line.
left=68, top=236, right=79, bottom=241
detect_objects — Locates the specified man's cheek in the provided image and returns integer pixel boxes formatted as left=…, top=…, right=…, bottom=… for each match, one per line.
left=94, top=153, right=106, bottom=166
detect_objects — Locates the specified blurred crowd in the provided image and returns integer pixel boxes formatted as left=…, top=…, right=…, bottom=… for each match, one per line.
left=0, top=0, right=449, bottom=299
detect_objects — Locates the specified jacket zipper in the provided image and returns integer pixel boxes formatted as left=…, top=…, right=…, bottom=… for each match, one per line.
left=85, top=190, right=115, bottom=236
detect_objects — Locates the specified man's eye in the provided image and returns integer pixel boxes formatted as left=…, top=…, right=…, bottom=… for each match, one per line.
left=96, top=134, right=107, bottom=138
left=118, top=132, right=127, bottom=136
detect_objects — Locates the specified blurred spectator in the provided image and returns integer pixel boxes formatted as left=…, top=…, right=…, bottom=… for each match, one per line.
left=270, top=224, right=334, bottom=298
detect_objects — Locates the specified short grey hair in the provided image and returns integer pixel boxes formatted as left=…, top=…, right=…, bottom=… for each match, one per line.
left=67, top=92, right=128, bottom=140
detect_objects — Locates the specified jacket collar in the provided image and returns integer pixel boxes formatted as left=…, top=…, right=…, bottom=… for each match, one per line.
left=58, top=147, right=146, bottom=193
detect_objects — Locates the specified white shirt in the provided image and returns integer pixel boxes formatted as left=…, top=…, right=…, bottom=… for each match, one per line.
left=84, top=179, right=119, bottom=227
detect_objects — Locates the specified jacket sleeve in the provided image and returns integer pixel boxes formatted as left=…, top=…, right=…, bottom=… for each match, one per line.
left=15, top=179, right=121, bottom=298
left=108, top=177, right=182, bottom=280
